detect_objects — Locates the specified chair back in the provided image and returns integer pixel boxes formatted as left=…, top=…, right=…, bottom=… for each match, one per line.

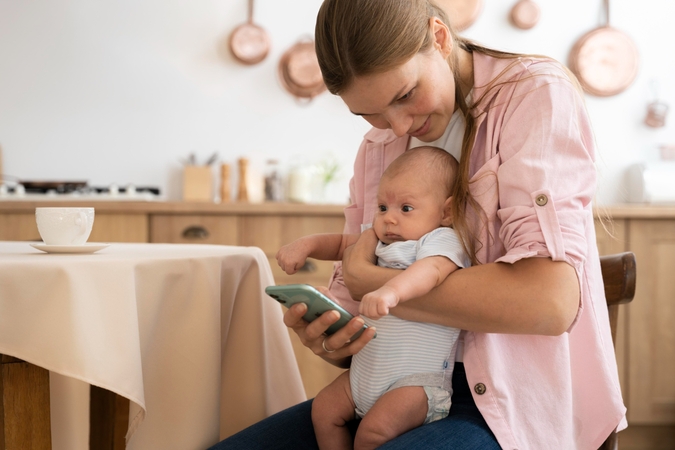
left=598, top=252, right=637, bottom=450
left=600, top=252, right=637, bottom=344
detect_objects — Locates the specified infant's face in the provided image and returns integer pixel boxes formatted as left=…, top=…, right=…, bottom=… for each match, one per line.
left=373, top=172, right=447, bottom=245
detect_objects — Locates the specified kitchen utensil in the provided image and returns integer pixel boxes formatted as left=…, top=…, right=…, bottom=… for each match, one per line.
left=183, top=166, right=213, bottom=202
left=229, top=0, right=270, bottom=65
left=509, top=0, right=540, bottom=30
left=278, top=38, right=326, bottom=101
left=645, top=102, right=669, bottom=128
left=204, top=152, right=218, bottom=166
left=644, top=80, right=669, bottom=128
left=568, top=0, right=639, bottom=97
left=435, top=0, right=483, bottom=31
left=220, top=163, right=231, bottom=203
left=237, top=158, right=249, bottom=202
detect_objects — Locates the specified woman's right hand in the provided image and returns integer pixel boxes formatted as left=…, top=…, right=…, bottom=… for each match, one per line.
left=282, top=291, right=376, bottom=368
left=342, top=227, right=380, bottom=300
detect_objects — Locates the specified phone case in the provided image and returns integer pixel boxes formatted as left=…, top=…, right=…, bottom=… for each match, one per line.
left=265, top=284, right=370, bottom=340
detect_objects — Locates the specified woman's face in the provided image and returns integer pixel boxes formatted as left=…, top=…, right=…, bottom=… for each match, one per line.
left=340, top=47, right=456, bottom=142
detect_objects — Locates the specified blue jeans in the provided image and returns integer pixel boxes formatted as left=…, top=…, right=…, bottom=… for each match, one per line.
left=208, top=363, right=501, bottom=449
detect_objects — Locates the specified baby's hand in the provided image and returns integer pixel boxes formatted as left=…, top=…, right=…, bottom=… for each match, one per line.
left=359, top=286, right=400, bottom=320
left=276, top=241, right=310, bottom=275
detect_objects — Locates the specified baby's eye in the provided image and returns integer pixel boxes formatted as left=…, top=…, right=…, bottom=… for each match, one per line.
left=378, top=205, right=387, bottom=212
left=402, top=205, right=413, bottom=212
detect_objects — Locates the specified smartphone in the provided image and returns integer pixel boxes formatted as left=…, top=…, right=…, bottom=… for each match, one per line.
left=265, top=284, right=372, bottom=340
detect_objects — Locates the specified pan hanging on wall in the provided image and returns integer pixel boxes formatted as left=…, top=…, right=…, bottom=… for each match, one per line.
left=509, top=0, right=540, bottom=30
left=278, top=38, right=326, bottom=102
left=229, top=0, right=270, bottom=65
left=434, top=0, right=483, bottom=31
left=568, top=0, right=639, bottom=97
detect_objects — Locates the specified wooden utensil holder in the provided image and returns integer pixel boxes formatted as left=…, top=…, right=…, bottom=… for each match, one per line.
left=183, top=166, right=213, bottom=202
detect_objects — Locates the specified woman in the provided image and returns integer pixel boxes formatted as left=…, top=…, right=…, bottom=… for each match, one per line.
left=211, top=0, right=625, bottom=448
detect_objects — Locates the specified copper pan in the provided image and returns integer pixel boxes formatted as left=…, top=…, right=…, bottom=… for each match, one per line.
left=509, top=0, right=540, bottom=30
left=278, top=38, right=326, bottom=102
left=229, top=0, right=270, bottom=65
left=435, top=0, right=483, bottom=31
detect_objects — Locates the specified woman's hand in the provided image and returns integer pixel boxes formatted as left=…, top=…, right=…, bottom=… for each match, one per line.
left=341, top=227, right=380, bottom=300
left=282, top=286, right=376, bottom=368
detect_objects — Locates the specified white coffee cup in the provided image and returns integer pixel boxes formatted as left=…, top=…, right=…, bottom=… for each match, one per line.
left=35, top=207, right=95, bottom=246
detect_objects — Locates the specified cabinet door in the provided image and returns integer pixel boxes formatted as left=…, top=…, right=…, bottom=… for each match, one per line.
left=90, top=214, right=148, bottom=242
left=0, top=213, right=148, bottom=242
left=0, top=213, right=41, bottom=241
left=628, top=219, right=675, bottom=424
left=149, top=214, right=238, bottom=244
left=595, top=219, right=629, bottom=403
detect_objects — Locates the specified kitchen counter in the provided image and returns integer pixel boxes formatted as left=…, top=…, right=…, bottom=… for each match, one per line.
left=0, top=200, right=347, bottom=215
left=2, top=200, right=674, bottom=218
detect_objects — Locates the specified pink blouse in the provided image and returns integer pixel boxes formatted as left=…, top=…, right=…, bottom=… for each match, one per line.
left=328, top=52, right=626, bottom=449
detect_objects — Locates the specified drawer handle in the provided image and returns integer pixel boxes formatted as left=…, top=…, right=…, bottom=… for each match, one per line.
left=298, top=260, right=317, bottom=273
left=182, top=226, right=210, bottom=240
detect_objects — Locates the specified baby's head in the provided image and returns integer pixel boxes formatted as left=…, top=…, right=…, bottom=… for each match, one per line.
left=373, top=146, right=458, bottom=245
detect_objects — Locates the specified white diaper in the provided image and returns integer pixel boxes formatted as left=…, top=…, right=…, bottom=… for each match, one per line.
left=423, top=386, right=453, bottom=424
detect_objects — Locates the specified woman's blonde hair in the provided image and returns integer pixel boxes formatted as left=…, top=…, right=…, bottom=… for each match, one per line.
left=316, top=0, right=529, bottom=264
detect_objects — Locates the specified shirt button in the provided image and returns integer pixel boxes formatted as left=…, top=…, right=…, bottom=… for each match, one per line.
left=474, top=383, right=486, bottom=395
left=535, top=194, right=548, bottom=206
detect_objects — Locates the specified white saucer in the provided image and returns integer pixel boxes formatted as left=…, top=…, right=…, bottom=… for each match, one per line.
left=30, top=243, right=111, bottom=254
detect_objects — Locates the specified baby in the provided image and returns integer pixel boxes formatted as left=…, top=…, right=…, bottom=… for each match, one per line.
left=276, top=146, right=470, bottom=450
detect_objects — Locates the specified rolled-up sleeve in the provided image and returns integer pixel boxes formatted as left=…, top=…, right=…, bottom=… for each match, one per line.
left=494, top=65, right=596, bottom=273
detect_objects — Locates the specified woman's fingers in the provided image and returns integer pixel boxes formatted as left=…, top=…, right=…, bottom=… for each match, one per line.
left=282, top=286, right=376, bottom=360
left=283, top=301, right=308, bottom=328
left=325, top=324, right=377, bottom=356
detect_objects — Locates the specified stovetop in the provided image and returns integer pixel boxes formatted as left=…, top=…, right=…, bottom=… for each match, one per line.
left=0, top=184, right=162, bottom=201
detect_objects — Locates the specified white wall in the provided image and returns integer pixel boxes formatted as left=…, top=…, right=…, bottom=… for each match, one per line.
left=1, top=0, right=673, bottom=204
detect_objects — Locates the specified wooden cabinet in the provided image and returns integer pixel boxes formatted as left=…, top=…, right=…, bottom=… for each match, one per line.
left=150, top=214, right=239, bottom=245
left=595, top=208, right=675, bottom=449
left=627, top=219, right=675, bottom=424
left=0, top=211, right=147, bottom=242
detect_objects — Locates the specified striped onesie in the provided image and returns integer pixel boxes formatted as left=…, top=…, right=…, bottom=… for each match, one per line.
left=349, top=227, right=470, bottom=422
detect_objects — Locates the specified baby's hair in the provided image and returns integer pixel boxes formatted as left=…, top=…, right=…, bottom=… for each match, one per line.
left=382, top=146, right=458, bottom=199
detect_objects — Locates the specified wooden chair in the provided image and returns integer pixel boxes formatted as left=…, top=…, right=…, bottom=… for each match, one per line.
left=599, top=252, right=637, bottom=450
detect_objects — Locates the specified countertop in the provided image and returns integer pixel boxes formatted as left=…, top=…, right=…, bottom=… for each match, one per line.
left=1, top=201, right=675, bottom=218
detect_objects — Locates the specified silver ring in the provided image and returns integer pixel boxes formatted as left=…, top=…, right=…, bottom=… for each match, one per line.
left=322, top=338, right=336, bottom=353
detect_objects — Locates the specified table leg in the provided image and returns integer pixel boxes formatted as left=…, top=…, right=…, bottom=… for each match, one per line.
left=89, top=385, right=129, bottom=450
left=0, top=354, right=52, bottom=450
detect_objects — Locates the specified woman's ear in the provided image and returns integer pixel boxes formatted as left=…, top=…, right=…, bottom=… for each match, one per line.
left=429, top=17, right=452, bottom=58
left=440, top=196, right=454, bottom=226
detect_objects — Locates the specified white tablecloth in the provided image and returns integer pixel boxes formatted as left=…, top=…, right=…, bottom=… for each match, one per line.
left=0, top=241, right=306, bottom=449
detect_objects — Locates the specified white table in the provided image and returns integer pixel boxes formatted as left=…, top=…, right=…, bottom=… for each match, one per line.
left=0, top=241, right=306, bottom=449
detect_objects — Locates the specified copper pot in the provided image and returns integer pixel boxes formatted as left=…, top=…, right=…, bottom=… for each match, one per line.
left=278, top=39, right=326, bottom=101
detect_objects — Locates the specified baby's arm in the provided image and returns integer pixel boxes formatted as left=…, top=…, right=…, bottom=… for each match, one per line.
left=359, top=256, right=459, bottom=319
left=276, top=233, right=360, bottom=275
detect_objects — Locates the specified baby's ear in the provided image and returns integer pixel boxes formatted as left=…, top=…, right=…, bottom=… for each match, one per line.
left=440, top=196, right=453, bottom=226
